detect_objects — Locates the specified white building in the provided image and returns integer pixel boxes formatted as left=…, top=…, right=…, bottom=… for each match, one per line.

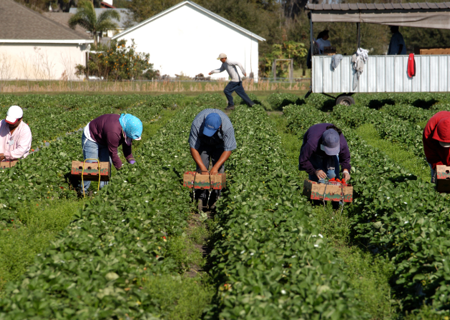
left=0, top=0, right=93, bottom=80
left=112, top=1, right=265, bottom=80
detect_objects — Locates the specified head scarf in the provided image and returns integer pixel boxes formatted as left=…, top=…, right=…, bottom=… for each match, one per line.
left=119, top=114, right=143, bottom=146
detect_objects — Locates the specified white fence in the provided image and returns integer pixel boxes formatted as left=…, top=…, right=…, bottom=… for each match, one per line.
left=312, top=55, right=450, bottom=93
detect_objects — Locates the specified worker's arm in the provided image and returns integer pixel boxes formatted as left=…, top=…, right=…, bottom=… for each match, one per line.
left=209, top=64, right=226, bottom=75
left=190, top=147, right=208, bottom=174
left=210, top=151, right=232, bottom=175
left=227, top=60, right=247, bottom=77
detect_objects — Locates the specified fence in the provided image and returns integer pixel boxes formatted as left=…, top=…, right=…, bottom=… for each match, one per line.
left=0, top=78, right=311, bottom=93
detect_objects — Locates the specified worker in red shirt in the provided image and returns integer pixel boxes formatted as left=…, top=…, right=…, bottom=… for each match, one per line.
left=423, top=111, right=450, bottom=183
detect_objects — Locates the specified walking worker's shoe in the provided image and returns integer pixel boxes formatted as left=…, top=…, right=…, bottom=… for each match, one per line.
left=225, top=105, right=235, bottom=111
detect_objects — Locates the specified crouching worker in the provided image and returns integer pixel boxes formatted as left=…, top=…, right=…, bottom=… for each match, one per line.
left=80, top=113, right=142, bottom=194
left=0, top=105, right=32, bottom=161
left=189, top=109, right=236, bottom=210
left=299, top=123, right=351, bottom=182
left=423, top=111, right=450, bottom=183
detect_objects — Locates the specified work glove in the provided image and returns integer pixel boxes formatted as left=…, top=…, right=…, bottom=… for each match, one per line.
left=343, top=170, right=351, bottom=181
left=128, top=158, right=136, bottom=165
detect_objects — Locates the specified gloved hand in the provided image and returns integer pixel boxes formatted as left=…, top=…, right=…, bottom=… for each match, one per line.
left=128, top=158, right=136, bottom=165
left=343, top=170, right=351, bottom=181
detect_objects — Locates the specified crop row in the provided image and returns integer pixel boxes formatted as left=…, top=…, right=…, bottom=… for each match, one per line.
left=284, top=104, right=450, bottom=314
left=0, top=105, right=208, bottom=319
left=332, top=104, right=426, bottom=165
left=0, top=94, right=192, bottom=146
left=204, top=105, right=366, bottom=319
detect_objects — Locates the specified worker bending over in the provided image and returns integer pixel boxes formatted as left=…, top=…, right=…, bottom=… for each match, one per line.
left=0, top=105, right=32, bottom=161
left=189, top=109, right=236, bottom=210
left=423, top=111, right=450, bottom=183
left=209, top=53, right=255, bottom=111
left=299, top=123, right=351, bottom=182
left=80, top=113, right=142, bottom=194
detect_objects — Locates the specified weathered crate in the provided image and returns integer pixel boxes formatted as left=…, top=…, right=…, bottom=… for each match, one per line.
left=0, top=160, right=18, bottom=169
left=183, top=171, right=226, bottom=190
left=303, top=179, right=353, bottom=203
left=436, top=165, right=450, bottom=192
left=71, top=161, right=111, bottom=181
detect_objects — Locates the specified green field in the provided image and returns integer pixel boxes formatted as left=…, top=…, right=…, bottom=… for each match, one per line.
left=0, top=91, right=449, bottom=319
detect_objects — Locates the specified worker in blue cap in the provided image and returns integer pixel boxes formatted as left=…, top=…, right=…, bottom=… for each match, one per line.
left=299, top=123, right=351, bottom=182
left=189, top=109, right=237, bottom=211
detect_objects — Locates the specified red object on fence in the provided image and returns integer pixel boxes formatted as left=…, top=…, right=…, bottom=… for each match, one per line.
left=408, top=53, right=416, bottom=77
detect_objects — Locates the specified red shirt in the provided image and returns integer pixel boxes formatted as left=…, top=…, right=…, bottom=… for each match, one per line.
left=423, top=111, right=450, bottom=169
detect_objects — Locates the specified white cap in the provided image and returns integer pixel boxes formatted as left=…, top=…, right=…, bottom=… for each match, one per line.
left=6, top=105, right=23, bottom=124
left=439, top=141, right=450, bottom=148
left=217, top=53, right=227, bottom=60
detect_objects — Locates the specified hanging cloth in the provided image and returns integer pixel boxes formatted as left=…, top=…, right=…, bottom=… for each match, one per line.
left=408, top=53, right=416, bottom=78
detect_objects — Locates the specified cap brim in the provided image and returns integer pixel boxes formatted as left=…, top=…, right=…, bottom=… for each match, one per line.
left=322, top=145, right=340, bottom=156
left=203, top=127, right=217, bottom=137
left=439, top=141, right=450, bottom=148
left=5, top=116, right=19, bottom=124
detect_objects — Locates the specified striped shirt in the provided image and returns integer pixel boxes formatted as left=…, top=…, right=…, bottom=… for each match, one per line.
left=189, top=109, right=236, bottom=151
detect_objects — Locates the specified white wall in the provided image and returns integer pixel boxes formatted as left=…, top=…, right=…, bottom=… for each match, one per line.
left=0, top=43, right=88, bottom=80
left=115, top=4, right=261, bottom=80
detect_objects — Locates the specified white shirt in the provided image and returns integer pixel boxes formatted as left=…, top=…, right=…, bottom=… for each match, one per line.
left=316, top=38, right=331, bottom=54
left=210, top=60, right=246, bottom=82
left=83, top=122, right=95, bottom=142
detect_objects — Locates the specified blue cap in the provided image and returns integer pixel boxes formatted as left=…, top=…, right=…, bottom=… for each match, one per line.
left=203, top=113, right=222, bottom=137
left=321, top=129, right=340, bottom=155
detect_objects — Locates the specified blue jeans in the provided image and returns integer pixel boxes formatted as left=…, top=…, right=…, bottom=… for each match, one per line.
left=224, top=81, right=254, bottom=107
left=79, top=133, right=111, bottom=192
left=429, top=163, right=436, bottom=183
left=308, top=153, right=340, bottom=183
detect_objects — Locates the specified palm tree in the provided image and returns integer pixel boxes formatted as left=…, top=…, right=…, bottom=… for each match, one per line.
left=69, top=0, right=120, bottom=47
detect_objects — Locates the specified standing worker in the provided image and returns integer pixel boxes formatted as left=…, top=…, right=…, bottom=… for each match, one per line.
left=423, top=111, right=450, bottom=183
left=388, top=26, right=407, bottom=55
left=209, top=53, right=255, bottom=111
left=80, top=113, right=142, bottom=194
left=0, top=105, right=32, bottom=161
left=299, top=123, right=351, bottom=182
left=189, top=108, right=236, bottom=211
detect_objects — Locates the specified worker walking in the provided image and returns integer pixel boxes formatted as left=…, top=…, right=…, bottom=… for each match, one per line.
left=423, top=111, right=450, bottom=183
left=189, top=108, right=236, bottom=210
left=209, top=53, right=255, bottom=111
left=0, top=105, right=32, bottom=161
left=299, top=123, right=351, bottom=182
left=80, top=113, right=142, bottom=194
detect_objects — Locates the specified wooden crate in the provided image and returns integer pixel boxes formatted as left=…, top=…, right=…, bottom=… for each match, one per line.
left=0, top=160, right=18, bottom=169
left=71, top=161, right=111, bottom=181
left=414, top=47, right=450, bottom=55
left=183, top=171, right=226, bottom=190
left=303, top=179, right=353, bottom=203
left=436, top=165, right=450, bottom=192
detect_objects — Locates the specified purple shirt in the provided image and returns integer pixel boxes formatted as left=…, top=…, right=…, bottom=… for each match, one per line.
left=299, top=123, right=351, bottom=175
left=89, top=114, right=133, bottom=170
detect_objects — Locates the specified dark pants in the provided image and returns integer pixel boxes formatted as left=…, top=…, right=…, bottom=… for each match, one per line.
left=195, top=146, right=225, bottom=204
left=308, top=153, right=340, bottom=183
left=224, top=81, right=254, bottom=107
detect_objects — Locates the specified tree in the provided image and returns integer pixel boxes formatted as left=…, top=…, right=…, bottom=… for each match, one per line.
left=75, top=39, right=157, bottom=80
left=69, top=0, right=120, bottom=47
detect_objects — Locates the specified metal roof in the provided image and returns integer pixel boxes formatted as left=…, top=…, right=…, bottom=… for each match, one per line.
left=306, top=2, right=450, bottom=11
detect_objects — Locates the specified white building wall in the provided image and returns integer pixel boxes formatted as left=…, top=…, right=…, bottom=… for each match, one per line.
left=115, top=5, right=260, bottom=80
left=0, top=43, right=88, bottom=80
